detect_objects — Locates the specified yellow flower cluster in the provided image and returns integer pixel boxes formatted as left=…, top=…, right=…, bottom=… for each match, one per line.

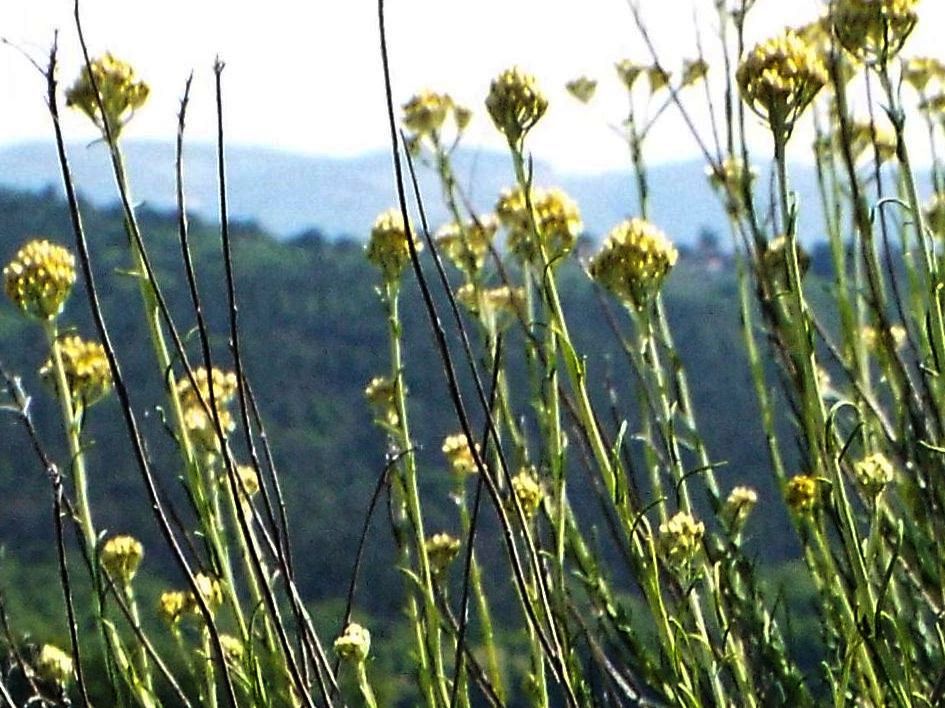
left=177, top=367, right=239, bottom=454
left=41, top=335, right=112, bottom=406
left=66, top=53, right=150, bottom=137
left=426, top=532, right=462, bottom=573
left=366, top=208, right=422, bottom=283
left=904, top=57, right=945, bottom=92
left=589, top=218, right=678, bottom=309
left=511, top=468, right=543, bottom=519
left=565, top=76, right=597, bottom=103
left=706, top=158, right=756, bottom=217
left=435, top=217, right=497, bottom=277
left=658, top=511, right=705, bottom=568
left=36, top=644, right=74, bottom=686
left=455, top=283, right=523, bottom=323
left=485, top=67, right=548, bottom=144
left=849, top=120, right=898, bottom=164
left=831, top=0, right=918, bottom=62
left=334, top=622, right=371, bottom=663
left=442, top=433, right=479, bottom=475
left=736, top=30, right=827, bottom=139
left=3, top=239, right=76, bottom=320
left=101, top=534, right=144, bottom=584
left=365, top=375, right=399, bottom=426
left=235, top=464, right=260, bottom=498
left=401, top=91, right=471, bottom=149
left=786, top=474, right=819, bottom=513
left=615, top=60, right=645, bottom=91
left=647, top=66, right=672, bottom=92
left=219, top=634, right=244, bottom=664
left=861, top=323, right=907, bottom=352
left=853, top=452, right=894, bottom=494
left=497, top=186, right=582, bottom=265
left=681, top=59, right=709, bottom=87
left=159, top=573, right=224, bottom=624
left=723, top=485, right=758, bottom=529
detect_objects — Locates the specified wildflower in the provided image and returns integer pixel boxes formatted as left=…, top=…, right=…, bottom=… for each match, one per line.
left=646, top=65, right=671, bottom=93
left=101, top=535, right=144, bottom=584
left=334, top=622, right=371, bottom=663
left=442, top=433, right=479, bottom=475
left=219, top=634, right=244, bottom=664
left=435, top=216, right=497, bottom=276
left=853, top=452, right=894, bottom=494
left=190, top=573, right=224, bottom=614
left=65, top=53, right=150, bottom=137
left=511, top=468, right=543, bottom=519
left=658, top=511, right=705, bottom=568
left=158, top=591, right=188, bottom=625
left=919, top=93, right=945, bottom=116
left=485, top=67, right=548, bottom=144
left=615, top=60, right=645, bottom=91
left=785, top=474, right=819, bottom=513
left=831, top=0, right=918, bottom=63
left=681, top=59, right=709, bottom=87
left=903, top=57, right=945, bottom=93
left=426, top=532, right=462, bottom=573
left=722, top=485, right=758, bottom=530
left=36, top=644, right=73, bottom=686
left=402, top=90, right=452, bottom=138
left=455, top=283, right=523, bottom=322
left=736, top=30, right=827, bottom=140
left=566, top=76, right=597, bottom=103
left=862, top=323, right=907, bottom=352
left=589, top=218, right=678, bottom=309
left=3, top=239, right=76, bottom=320
left=706, top=158, right=756, bottom=217
left=364, top=375, right=399, bottom=426
left=366, top=208, right=422, bottom=283
left=498, top=186, right=582, bottom=265
left=40, top=335, right=112, bottom=406
left=235, top=464, right=260, bottom=498
left=849, top=120, right=897, bottom=164
left=454, top=104, right=473, bottom=131
left=177, top=367, right=239, bottom=453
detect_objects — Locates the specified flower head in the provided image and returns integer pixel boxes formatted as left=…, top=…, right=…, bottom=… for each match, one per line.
left=402, top=91, right=453, bottom=137
left=442, top=433, right=479, bottom=475
left=722, top=485, right=758, bottom=530
left=903, top=57, right=945, bottom=92
left=646, top=65, right=672, bottom=93
left=486, top=67, right=548, bottom=144
left=235, top=464, right=260, bottom=498
left=498, top=186, right=582, bottom=265
left=831, top=0, right=918, bottom=63
left=435, top=217, right=497, bottom=277
left=41, top=334, right=112, bottom=406
left=158, top=591, right=188, bottom=625
left=681, top=59, right=709, bottom=87
left=364, top=375, right=399, bottom=426
left=191, top=573, right=224, bottom=614
left=786, top=474, right=819, bottom=513
left=36, top=644, right=73, bottom=686
left=615, top=60, right=645, bottom=91
left=737, top=30, right=827, bottom=140
left=511, top=468, right=543, bottom=519
left=706, top=158, right=756, bottom=217
left=366, top=208, right=422, bottom=282
left=66, top=53, right=150, bottom=137
left=177, top=367, right=239, bottom=454
left=426, top=532, right=462, bottom=573
left=658, top=511, right=705, bottom=568
left=101, top=535, right=144, bottom=584
left=589, top=218, right=678, bottom=308
left=219, top=634, right=244, bottom=664
left=3, top=239, right=76, bottom=320
left=853, top=452, right=894, bottom=494
left=334, top=622, right=371, bottom=663
left=566, top=76, right=597, bottom=103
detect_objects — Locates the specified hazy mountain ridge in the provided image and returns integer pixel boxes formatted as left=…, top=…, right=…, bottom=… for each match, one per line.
left=0, top=140, right=825, bottom=242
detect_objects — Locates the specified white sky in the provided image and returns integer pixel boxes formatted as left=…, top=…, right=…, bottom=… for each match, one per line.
left=1, top=0, right=943, bottom=173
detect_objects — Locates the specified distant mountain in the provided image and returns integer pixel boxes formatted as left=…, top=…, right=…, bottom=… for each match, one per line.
left=0, top=140, right=828, bottom=243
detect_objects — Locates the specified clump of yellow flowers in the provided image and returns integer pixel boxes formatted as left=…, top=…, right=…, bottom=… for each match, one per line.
left=36, top=644, right=74, bottom=686
left=589, top=218, right=678, bottom=309
left=176, top=367, right=239, bottom=454
left=442, top=433, right=479, bottom=475
left=486, top=67, right=548, bottom=145
left=658, top=511, right=705, bottom=569
left=496, top=186, right=583, bottom=266
left=786, top=474, right=819, bottom=514
left=831, top=0, right=918, bottom=63
left=66, top=53, right=150, bottom=137
left=853, top=452, right=894, bottom=495
left=737, top=29, right=828, bottom=141
left=41, top=334, right=112, bottom=406
left=334, top=622, right=371, bottom=663
left=101, top=534, right=144, bottom=585
left=425, top=532, right=462, bottom=573
left=3, top=239, right=76, bottom=320
left=366, top=208, right=422, bottom=283
left=435, top=216, right=497, bottom=278
left=511, top=468, right=543, bottom=519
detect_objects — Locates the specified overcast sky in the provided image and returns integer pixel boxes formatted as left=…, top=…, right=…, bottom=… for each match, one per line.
left=2, top=0, right=943, bottom=173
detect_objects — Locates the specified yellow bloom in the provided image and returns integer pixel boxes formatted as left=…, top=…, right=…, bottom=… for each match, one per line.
left=722, top=485, right=758, bottom=530
left=736, top=30, right=827, bottom=139
left=3, top=239, right=76, bottom=320
left=903, top=56, right=945, bottom=92
left=435, top=216, right=497, bottom=276
left=189, top=573, right=224, bottom=615
left=646, top=65, right=671, bottom=93
left=786, top=474, right=819, bottom=513
left=177, top=367, right=239, bottom=453
left=66, top=53, right=150, bottom=137
left=36, top=644, right=74, bottom=686
left=849, top=120, right=898, bottom=164
left=831, top=0, right=918, bottom=62
left=498, top=186, right=582, bottom=265
left=658, top=511, right=704, bottom=568
left=235, top=464, right=260, bottom=499
left=334, top=622, right=371, bottom=663
left=442, top=433, right=479, bottom=475
left=366, top=208, right=422, bottom=282
left=101, top=535, right=144, bottom=584
left=511, top=468, right=543, bottom=519
left=565, top=76, right=597, bottom=103
left=681, top=58, right=709, bottom=87
left=219, top=634, right=244, bottom=664
left=853, top=452, right=894, bottom=494
left=589, top=218, right=678, bottom=308
left=486, top=67, right=548, bottom=144
left=364, top=375, right=399, bottom=426
left=455, top=283, right=523, bottom=324
left=158, top=590, right=188, bottom=625
left=706, top=157, right=756, bottom=217
left=402, top=90, right=453, bottom=137
left=425, top=532, right=462, bottom=573
left=41, top=334, right=112, bottom=406
left=615, top=60, right=645, bottom=92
